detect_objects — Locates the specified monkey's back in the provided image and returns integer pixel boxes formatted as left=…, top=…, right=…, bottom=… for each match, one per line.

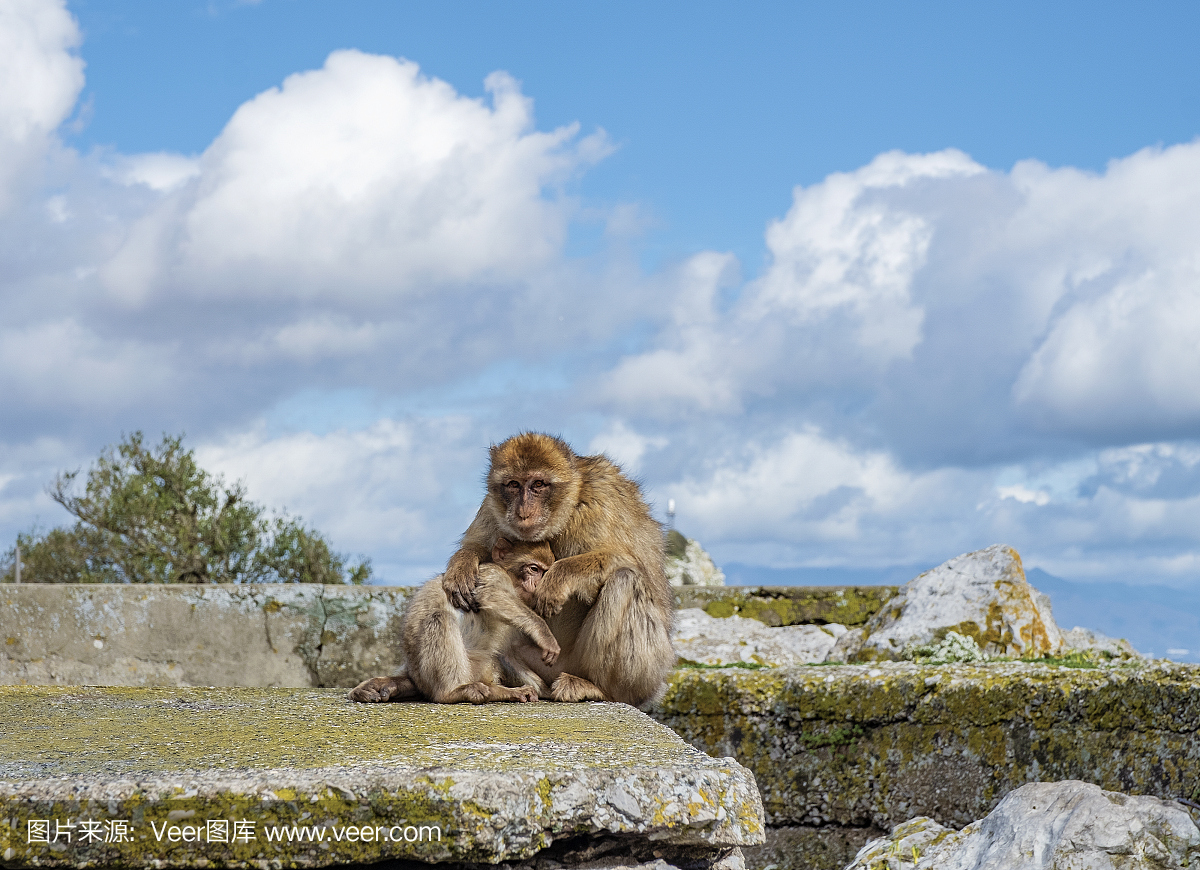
left=553, top=455, right=670, bottom=605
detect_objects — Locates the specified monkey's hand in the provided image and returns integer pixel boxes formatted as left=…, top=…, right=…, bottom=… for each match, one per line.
left=442, top=549, right=482, bottom=612
left=540, top=635, right=561, bottom=666
left=531, top=552, right=610, bottom=617
left=531, top=561, right=574, bottom=617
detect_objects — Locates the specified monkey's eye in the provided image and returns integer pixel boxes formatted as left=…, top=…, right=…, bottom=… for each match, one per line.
left=505, top=481, right=520, bottom=491
left=531, top=480, right=548, bottom=491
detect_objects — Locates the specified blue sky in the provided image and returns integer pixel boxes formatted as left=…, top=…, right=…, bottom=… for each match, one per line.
left=4, top=1, right=1200, bottom=655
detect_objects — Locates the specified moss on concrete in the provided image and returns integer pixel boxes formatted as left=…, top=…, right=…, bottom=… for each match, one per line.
left=673, top=586, right=898, bottom=628
left=0, top=687, right=764, bottom=868
left=653, top=660, right=1200, bottom=869
left=0, top=687, right=691, bottom=775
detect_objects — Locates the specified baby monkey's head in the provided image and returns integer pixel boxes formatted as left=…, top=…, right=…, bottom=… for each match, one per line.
left=491, top=537, right=555, bottom=597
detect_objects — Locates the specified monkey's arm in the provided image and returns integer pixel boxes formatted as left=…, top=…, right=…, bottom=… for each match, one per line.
left=475, top=566, right=560, bottom=664
left=442, top=507, right=496, bottom=612
left=530, top=550, right=634, bottom=617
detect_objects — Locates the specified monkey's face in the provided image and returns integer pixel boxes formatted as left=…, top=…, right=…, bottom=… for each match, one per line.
left=498, top=475, right=556, bottom=537
left=515, top=557, right=549, bottom=596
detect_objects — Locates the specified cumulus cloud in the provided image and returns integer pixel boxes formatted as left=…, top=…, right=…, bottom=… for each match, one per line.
left=101, top=51, right=609, bottom=305
left=603, top=142, right=1200, bottom=462
left=0, top=0, right=82, bottom=212
left=0, top=37, right=632, bottom=441
left=659, top=427, right=984, bottom=567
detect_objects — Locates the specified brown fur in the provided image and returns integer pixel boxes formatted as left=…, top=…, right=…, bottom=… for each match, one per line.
left=348, top=538, right=560, bottom=704
left=442, top=432, right=676, bottom=707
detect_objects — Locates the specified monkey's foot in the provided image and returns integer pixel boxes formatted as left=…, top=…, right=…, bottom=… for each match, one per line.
left=347, top=675, right=418, bottom=703
left=489, top=683, right=539, bottom=703
left=551, top=672, right=609, bottom=703
left=454, top=682, right=538, bottom=704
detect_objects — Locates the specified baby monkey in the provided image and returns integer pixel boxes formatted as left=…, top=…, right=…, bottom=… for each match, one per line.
left=348, top=538, right=560, bottom=704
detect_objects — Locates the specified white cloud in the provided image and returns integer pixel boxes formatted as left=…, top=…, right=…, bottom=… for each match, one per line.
left=0, top=0, right=83, bottom=211
left=662, top=427, right=977, bottom=558
left=601, top=150, right=986, bottom=416
left=604, top=141, right=1200, bottom=459
left=107, top=152, right=201, bottom=192
left=102, top=51, right=609, bottom=305
left=752, top=149, right=981, bottom=360
left=0, top=320, right=172, bottom=410
left=997, top=485, right=1050, bottom=507
left=195, top=418, right=486, bottom=581
left=588, top=421, right=666, bottom=475
left=1014, top=265, right=1200, bottom=433
left=601, top=252, right=742, bottom=412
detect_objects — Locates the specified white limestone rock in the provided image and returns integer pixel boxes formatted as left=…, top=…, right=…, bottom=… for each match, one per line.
left=666, top=531, right=726, bottom=587
left=845, top=780, right=1200, bottom=870
left=826, top=627, right=866, bottom=663
left=673, top=608, right=843, bottom=666
left=845, top=544, right=1063, bottom=662
left=1062, top=625, right=1148, bottom=660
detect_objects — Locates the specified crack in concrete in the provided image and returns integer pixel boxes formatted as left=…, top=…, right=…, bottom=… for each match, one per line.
left=311, top=586, right=329, bottom=688
left=263, top=600, right=275, bottom=655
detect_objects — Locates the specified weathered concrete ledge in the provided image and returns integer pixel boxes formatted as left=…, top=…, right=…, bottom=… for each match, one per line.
left=0, top=687, right=764, bottom=868
left=653, top=660, right=1200, bottom=870
left=673, top=586, right=897, bottom=628
left=0, top=585, right=895, bottom=688
left=1, top=585, right=411, bottom=688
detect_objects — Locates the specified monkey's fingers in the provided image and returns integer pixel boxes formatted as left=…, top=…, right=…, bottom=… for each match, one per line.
left=541, top=644, right=560, bottom=665
left=534, top=592, right=567, bottom=618
left=442, top=575, right=481, bottom=612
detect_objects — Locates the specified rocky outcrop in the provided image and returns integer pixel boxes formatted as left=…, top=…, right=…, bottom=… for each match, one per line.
left=840, top=545, right=1063, bottom=662
left=674, top=609, right=844, bottom=666
left=0, top=686, right=764, bottom=869
left=846, top=780, right=1200, bottom=869
left=666, top=532, right=726, bottom=587
left=1063, top=625, right=1147, bottom=661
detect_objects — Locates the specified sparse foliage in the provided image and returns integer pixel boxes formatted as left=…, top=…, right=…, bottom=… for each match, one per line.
left=1, top=432, right=370, bottom=585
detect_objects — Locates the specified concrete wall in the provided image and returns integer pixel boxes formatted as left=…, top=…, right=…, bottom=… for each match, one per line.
left=1, top=583, right=892, bottom=688
left=0, top=584, right=410, bottom=688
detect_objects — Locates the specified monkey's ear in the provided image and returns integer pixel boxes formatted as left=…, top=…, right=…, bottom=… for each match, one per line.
left=492, top=537, right=513, bottom=562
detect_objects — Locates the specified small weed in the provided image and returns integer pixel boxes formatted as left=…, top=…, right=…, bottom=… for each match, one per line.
left=1021, top=651, right=1101, bottom=669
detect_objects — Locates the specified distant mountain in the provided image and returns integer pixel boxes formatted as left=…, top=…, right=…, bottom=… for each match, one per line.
left=721, top=562, right=935, bottom=588
left=721, top=562, right=1199, bottom=663
left=1025, top=568, right=1200, bottom=663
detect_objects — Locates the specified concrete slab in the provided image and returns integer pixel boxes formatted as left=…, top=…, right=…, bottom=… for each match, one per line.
left=0, top=687, right=764, bottom=868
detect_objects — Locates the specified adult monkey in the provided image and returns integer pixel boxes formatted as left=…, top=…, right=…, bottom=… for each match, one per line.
left=447, top=432, right=675, bottom=706
left=351, top=433, right=675, bottom=706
